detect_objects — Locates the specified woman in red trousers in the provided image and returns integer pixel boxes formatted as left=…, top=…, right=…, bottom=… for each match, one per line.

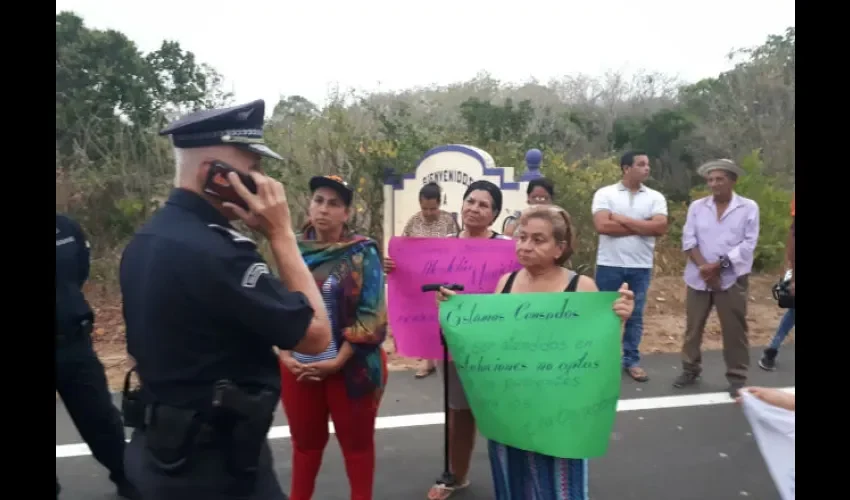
left=279, top=175, right=388, bottom=500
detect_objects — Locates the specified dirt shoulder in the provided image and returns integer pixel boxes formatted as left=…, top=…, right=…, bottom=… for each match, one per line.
left=87, top=274, right=791, bottom=391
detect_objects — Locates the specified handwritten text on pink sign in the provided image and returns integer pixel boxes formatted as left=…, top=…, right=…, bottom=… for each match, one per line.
left=387, top=237, right=520, bottom=359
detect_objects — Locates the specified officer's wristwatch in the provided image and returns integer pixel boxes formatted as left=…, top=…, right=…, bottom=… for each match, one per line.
left=719, top=255, right=731, bottom=269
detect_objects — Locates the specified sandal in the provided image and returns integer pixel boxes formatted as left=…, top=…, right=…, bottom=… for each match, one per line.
left=415, top=361, right=436, bottom=379
left=427, top=479, right=470, bottom=499
left=625, top=366, right=649, bottom=382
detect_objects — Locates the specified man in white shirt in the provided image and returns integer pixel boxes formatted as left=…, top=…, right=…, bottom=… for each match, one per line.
left=591, top=151, right=668, bottom=382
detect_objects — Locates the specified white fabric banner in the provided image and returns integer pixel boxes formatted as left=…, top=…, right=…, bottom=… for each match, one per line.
left=740, top=390, right=795, bottom=500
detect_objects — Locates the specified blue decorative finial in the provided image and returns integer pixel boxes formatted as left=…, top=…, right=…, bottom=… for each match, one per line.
left=521, top=148, right=543, bottom=181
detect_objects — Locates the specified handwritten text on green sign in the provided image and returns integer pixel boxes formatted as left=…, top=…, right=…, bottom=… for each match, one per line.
left=439, top=291, right=623, bottom=459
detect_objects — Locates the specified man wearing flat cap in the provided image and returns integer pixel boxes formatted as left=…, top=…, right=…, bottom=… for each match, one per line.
left=673, top=159, right=760, bottom=398
left=119, top=99, right=331, bottom=499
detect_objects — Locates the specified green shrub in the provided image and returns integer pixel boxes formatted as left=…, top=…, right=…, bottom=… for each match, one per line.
left=545, top=153, right=622, bottom=274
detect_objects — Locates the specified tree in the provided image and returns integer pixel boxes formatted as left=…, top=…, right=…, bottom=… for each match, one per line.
left=56, top=11, right=233, bottom=245
left=271, top=95, right=320, bottom=121
left=679, top=28, right=795, bottom=180
left=56, top=11, right=232, bottom=165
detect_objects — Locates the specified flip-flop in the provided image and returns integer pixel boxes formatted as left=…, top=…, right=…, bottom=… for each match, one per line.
left=415, top=366, right=436, bottom=379
left=427, top=479, right=470, bottom=499
left=625, top=366, right=650, bottom=382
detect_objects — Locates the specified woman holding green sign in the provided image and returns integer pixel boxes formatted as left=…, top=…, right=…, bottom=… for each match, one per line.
left=436, top=205, right=635, bottom=500
left=385, top=179, right=509, bottom=500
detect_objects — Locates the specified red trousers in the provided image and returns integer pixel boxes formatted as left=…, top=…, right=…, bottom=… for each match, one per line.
left=280, top=354, right=387, bottom=500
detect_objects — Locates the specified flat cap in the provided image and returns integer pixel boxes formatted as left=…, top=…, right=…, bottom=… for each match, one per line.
left=159, top=99, right=283, bottom=160
left=697, top=159, right=745, bottom=178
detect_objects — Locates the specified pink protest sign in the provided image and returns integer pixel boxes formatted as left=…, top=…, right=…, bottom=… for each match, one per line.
left=387, top=237, right=521, bottom=359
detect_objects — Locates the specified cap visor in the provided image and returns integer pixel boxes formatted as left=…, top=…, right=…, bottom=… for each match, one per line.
left=236, top=143, right=284, bottom=161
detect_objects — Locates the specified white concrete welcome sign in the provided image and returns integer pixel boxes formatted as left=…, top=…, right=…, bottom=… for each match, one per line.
left=382, top=144, right=545, bottom=254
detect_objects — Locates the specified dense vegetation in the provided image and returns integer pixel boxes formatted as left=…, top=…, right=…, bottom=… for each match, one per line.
left=56, top=11, right=795, bottom=288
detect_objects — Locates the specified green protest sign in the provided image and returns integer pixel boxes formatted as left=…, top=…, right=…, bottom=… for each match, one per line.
left=439, top=291, right=622, bottom=459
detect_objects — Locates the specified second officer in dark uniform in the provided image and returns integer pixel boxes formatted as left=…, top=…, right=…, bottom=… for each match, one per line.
left=119, top=99, right=331, bottom=500
left=56, top=213, right=140, bottom=499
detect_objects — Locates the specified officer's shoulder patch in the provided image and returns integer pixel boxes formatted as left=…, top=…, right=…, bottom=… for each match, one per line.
left=208, top=224, right=256, bottom=246
left=241, top=262, right=270, bottom=288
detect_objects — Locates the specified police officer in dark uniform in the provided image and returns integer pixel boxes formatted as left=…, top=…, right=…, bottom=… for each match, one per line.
left=119, top=99, right=331, bottom=500
left=55, top=213, right=140, bottom=499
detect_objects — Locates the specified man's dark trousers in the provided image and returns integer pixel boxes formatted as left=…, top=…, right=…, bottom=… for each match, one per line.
left=56, top=333, right=127, bottom=489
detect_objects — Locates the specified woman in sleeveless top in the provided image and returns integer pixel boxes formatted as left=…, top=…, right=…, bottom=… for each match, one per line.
left=385, top=179, right=508, bottom=499
left=278, top=175, right=388, bottom=500
left=436, top=205, right=634, bottom=500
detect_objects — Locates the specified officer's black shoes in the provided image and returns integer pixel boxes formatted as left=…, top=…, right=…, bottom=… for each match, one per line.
left=115, top=477, right=141, bottom=500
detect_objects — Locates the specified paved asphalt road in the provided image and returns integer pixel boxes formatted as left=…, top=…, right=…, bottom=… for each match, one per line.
left=57, top=346, right=795, bottom=499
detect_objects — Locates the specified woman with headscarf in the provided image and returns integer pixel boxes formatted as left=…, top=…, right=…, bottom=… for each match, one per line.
left=278, top=175, right=388, bottom=500
left=436, top=204, right=635, bottom=500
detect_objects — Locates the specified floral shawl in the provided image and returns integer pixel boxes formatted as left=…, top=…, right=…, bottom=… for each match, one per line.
left=297, top=224, right=388, bottom=399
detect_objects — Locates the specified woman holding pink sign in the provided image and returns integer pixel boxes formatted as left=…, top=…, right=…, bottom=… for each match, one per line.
left=388, top=179, right=509, bottom=500
left=436, top=205, right=634, bottom=500
left=390, top=182, right=459, bottom=379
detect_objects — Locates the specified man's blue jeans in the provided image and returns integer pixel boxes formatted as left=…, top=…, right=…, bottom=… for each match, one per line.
left=769, top=308, right=795, bottom=351
left=595, top=265, right=652, bottom=368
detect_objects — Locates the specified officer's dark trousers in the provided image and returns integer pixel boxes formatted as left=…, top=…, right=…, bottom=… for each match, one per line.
left=55, top=335, right=127, bottom=487
left=125, top=431, right=289, bottom=500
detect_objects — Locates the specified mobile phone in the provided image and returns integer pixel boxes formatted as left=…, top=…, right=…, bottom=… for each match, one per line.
left=203, top=161, right=258, bottom=211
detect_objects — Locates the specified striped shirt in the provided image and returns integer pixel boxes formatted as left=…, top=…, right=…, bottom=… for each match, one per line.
left=292, top=274, right=340, bottom=364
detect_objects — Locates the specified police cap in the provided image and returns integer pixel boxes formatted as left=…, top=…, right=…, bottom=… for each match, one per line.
left=159, top=99, right=283, bottom=160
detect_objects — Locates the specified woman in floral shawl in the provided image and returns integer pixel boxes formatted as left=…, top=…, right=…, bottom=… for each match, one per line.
left=278, top=175, right=388, bottom=500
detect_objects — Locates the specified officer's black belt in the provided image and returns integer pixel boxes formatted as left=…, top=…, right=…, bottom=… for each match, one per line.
left=125, top=401, right=222, bottom=448
left=122, top=374, right=278, bottom=489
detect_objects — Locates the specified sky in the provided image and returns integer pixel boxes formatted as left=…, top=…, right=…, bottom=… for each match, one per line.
left=56, top=0, right=795, bottom=114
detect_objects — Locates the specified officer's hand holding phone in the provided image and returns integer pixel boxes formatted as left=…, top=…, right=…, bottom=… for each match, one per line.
left=226, top=167, right=332, bottom=357
left=224, top=171, right=294, bottom=240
